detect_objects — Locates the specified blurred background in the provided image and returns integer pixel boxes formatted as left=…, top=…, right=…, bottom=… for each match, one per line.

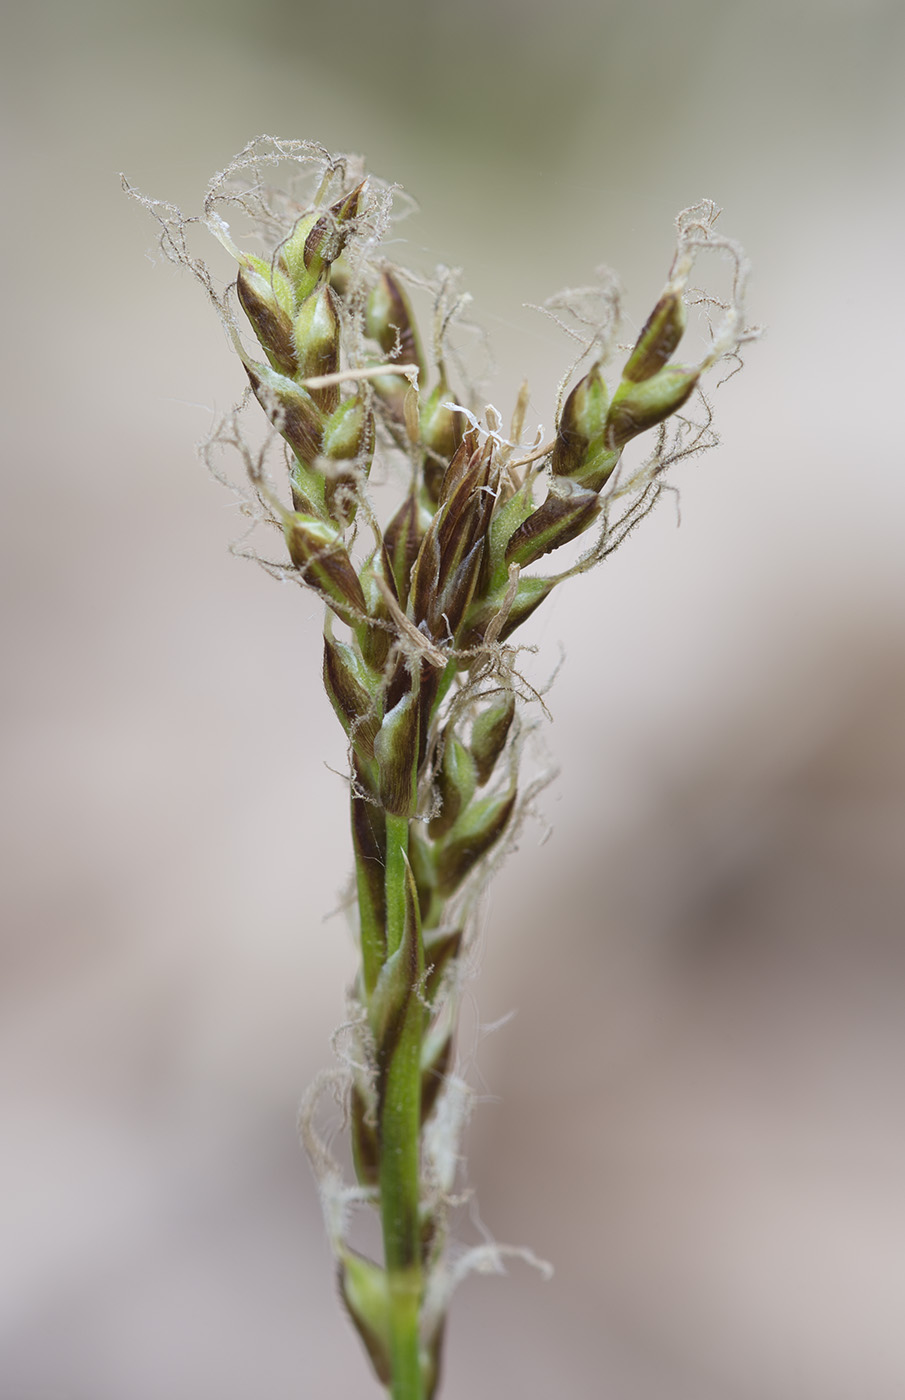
left=2, top=0, right=904, bottom=1396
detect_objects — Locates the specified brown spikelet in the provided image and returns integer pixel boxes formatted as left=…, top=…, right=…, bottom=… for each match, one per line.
left=366, top=270, right=426, bottom=378
left=436, top=429, right=480, bottom=505
left=374, top=682, right=421, bottom=818
left=428, top=538, right=485, bottom=643
left=236, top=267, right=298, bottom=377
left=384, top=492, right=425, bottom=606
left=323, top=633, right=380, bottom=759
left=505, top=482, right=600, bottom=569
left=284, top=515, right=367, bottom=618
left=621, top=289, right=686, bottom=383
left=408, top=520, right=443, bottom=634
left=244, top=362, right=323, bottom=463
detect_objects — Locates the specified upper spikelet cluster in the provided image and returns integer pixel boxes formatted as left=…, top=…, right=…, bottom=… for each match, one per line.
left=124, top=137, right=755, bottom=1398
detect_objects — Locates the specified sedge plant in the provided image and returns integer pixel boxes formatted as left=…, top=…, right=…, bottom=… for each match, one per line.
left=125, top=136, right=755, bottom=1400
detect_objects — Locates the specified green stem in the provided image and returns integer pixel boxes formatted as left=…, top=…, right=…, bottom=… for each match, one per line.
left=380, top=813, right=425, bottom=1400
left=386, top=1266, right=422, bottom=1400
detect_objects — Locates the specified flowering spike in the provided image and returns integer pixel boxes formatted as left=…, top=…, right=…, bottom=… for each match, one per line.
left=129, top=140, right=753, bottom=1400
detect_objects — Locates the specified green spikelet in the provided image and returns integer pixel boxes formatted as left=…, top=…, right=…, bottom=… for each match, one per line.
left=434, top=788, right=517, bottom=897
left=605, top=364, right=700, bottom=448
left=322, top=393, right=375, bottom=524
left=470, top=694, right=515, bottom=785
left=551, top=362, right=620, bottom=492
left=338, top=1248, right=392, bottom=1386
left=243, top=358, right=323, bottom=464
left=279, top=183, right=364, bottom=305
left=428, top=733, right=477, bottom=840
left=294, top=284, right=341, bottom=411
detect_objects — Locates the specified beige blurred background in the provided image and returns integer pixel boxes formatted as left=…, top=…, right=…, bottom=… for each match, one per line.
left=2, top=0, right=904, bottom=1396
